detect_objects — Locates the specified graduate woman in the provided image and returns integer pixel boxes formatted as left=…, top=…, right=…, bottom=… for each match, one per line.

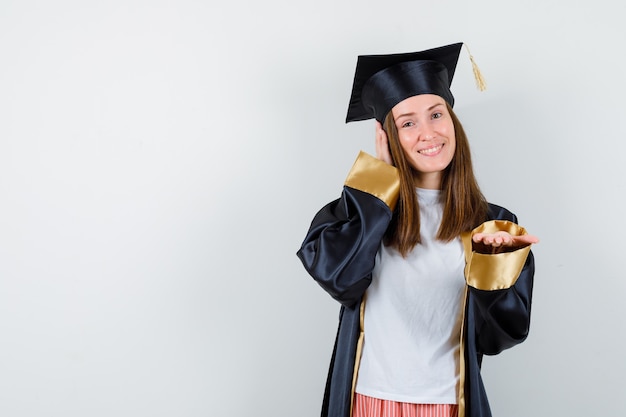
left=297, top=43, right=538, bottom=417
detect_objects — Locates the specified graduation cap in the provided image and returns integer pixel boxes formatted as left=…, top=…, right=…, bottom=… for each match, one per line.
left=346, top=42, right=485, bottom=124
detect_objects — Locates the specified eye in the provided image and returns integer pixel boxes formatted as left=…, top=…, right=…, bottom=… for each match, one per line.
left=432, top=112, right=442, bottom=119
left=401, top=121, right=414, bottom=128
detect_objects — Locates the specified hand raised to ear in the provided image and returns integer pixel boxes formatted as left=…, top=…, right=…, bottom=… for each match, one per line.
left=375, top=121, right=393, bottom=166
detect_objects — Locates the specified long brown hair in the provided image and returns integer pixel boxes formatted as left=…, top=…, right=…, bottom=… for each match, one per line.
left=383, top=103, right=488, bottom=257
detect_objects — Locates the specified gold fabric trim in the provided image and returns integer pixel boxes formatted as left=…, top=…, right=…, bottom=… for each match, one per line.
left=344, top=151, right=400, bottom=211
left=457, top=286, right=468, bottom=417
left=462, top=220, right=532, bottom=291
left=350, top=297, right=366, bottom=416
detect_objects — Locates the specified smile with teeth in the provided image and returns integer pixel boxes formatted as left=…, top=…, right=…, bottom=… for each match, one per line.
left=418, top=144, right=443, bottom=155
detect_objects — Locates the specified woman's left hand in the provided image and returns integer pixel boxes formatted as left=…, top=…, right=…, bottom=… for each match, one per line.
left=472, top=231, right=539, bottom=248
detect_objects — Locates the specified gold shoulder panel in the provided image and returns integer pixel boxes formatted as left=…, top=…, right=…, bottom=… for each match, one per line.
left=461, top=220, right=532, bottom=291
left=344, top=151, right=400, bottom=210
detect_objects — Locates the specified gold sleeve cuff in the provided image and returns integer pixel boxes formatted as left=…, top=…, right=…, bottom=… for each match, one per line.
left=344, top=151, right=400, bottom=210
left=461, top=220, right=532, bottom=291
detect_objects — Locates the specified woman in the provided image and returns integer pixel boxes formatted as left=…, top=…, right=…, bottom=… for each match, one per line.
left=297, top=43, right=538, bottom=417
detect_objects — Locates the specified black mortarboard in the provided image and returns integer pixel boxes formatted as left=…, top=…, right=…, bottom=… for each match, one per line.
left=346, top=42, right=464, bottom=124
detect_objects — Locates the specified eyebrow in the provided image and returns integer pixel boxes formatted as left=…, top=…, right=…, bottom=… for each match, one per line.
left=395, top=103, right=444, bottom=120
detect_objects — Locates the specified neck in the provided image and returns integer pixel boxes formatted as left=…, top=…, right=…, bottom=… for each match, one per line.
left=413, top=172, right=442, bottom=190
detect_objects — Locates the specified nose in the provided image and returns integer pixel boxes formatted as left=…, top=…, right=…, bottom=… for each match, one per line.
left=419, top=122, right=436, bottom=141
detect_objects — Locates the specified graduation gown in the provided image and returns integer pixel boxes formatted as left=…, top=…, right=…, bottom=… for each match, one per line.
left=296, top=152, right=535, bottom=417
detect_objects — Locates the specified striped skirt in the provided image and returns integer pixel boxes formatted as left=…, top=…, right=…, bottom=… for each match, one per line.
left=353, top=393, right=458, bottom=417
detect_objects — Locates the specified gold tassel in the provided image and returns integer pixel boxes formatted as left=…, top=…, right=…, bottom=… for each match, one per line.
left=464, top=44, right=487, bottom=91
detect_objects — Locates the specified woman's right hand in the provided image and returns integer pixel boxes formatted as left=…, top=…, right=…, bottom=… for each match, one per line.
left=375, top=121, right=394, bottom=165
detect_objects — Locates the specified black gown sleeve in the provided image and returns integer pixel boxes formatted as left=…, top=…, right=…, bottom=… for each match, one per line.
left=467, top=205, right=536, bottom=355
left=296, top=152, right=400, bottom=308
left=297, top=187, right=393, bottom=308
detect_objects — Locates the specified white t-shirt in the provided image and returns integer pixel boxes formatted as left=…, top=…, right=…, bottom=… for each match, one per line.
left=355, top=188, right=466, bottom=404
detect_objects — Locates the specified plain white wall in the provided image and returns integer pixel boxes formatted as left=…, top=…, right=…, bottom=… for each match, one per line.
left=1, top=1, right=625, bottom=416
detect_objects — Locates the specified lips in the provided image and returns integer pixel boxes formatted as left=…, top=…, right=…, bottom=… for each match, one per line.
left=417, top=144, right=443, bottom=155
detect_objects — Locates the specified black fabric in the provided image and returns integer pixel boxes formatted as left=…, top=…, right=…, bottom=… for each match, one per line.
left=297, top=186, right=392, bottom=308
left=297, top=189, right=535, bottom=417
left=297, top=186, right=393, bottom=417
left=346, top=43, right=463, bottom=124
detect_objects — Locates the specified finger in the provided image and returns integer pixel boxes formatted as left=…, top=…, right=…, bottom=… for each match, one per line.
left=375, top=124, right=384, bottom=145
left=376, top=135, right=388, bottom=160
left=473, top=234, right=493, bottom=245
left=514, top=234, right=540, bottom=245
left=375, top=128, right=384, bottom=158
left=375, top=126, right=392, bottom=165
left=472, top=233, right=485, bottom=243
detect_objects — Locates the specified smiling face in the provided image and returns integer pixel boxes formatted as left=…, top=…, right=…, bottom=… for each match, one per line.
left=391, top=94, right=456, bottom=189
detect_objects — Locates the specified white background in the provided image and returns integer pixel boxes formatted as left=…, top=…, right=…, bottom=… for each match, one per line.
left=1, top=1, right=625, bottom=416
